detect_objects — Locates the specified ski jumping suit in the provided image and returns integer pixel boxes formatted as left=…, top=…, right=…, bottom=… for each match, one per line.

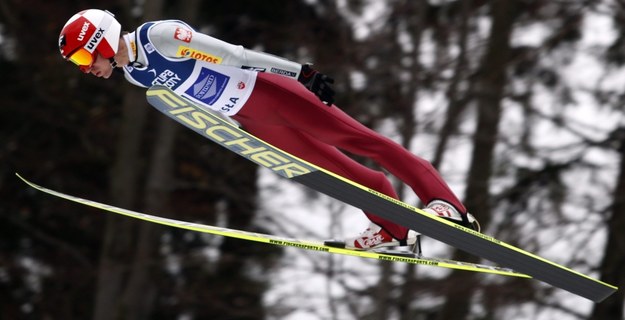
left=122, top=20, right=467, bottom=240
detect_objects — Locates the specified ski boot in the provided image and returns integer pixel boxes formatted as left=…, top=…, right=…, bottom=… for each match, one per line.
left=423, top=200, right=481, bottom=232
left=326, top=222, right=420, bottom=251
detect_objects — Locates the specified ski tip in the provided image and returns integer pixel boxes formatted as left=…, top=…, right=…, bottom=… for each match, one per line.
left=15, top=172, right=26, bottom=183
left=15, top=173, right=41, bottom=190
left=15, top=173, right=34, bottom=185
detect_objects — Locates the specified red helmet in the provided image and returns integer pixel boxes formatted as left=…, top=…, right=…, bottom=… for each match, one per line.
left=58, top=9, right=122, bottom=72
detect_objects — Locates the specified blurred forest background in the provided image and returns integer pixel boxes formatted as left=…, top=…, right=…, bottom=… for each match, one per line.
left=1, top=0, right=625, bottom=319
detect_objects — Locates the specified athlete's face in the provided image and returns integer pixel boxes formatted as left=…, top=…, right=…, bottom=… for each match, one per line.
left=85, top=53, right=114, bottom=79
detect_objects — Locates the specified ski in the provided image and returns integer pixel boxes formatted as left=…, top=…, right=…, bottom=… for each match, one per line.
left=143, top=85, right=617, bottom=302
left=16, top=174, right=527, bottom=277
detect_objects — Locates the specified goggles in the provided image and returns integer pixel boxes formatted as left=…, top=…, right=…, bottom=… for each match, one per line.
left=66, top=47, right=97, bottom=73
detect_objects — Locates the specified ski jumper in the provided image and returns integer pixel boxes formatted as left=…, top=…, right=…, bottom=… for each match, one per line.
left=122, top=20, right=467, bottom=240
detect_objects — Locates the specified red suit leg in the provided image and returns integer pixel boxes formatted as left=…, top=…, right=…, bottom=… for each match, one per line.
left=233, top=73, right=466, bottom=239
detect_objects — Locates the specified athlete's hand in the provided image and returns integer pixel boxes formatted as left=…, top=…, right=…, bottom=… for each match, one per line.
left=297, top=64, right=335, bottom=106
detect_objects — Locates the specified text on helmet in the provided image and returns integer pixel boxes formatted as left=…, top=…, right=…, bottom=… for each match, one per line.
left=86, top=28, right=105, bottom=51
left=78, top=22, right=90, bottom=41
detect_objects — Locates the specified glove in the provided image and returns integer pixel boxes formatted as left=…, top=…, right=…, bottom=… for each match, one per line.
left=297, top=64, right=335, bottom=106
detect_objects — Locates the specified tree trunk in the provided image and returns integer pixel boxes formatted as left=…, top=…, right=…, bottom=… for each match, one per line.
left=431, top=0, right=472, bottom=168
left=93, top=87, right=148, bottom=320
left=589, top=128, right=625, bottom=319
left=120, top=116, right=177, bottom=319
left=437, top=0, right=519, bottom=319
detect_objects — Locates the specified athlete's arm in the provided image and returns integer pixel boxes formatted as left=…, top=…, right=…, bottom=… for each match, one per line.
left=149, top=21, right=302, bottom=79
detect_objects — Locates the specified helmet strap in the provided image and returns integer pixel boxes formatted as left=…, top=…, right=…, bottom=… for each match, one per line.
left=109, top=57, right=118, bottom=68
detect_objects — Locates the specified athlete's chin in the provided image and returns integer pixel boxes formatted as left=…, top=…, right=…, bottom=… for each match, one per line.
left=102, top=70, right=113, bottom=79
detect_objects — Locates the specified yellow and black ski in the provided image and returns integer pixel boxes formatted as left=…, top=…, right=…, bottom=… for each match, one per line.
left=142, top=85, right=617, bottom=302
left=15, top=174, right=528, bottom=278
